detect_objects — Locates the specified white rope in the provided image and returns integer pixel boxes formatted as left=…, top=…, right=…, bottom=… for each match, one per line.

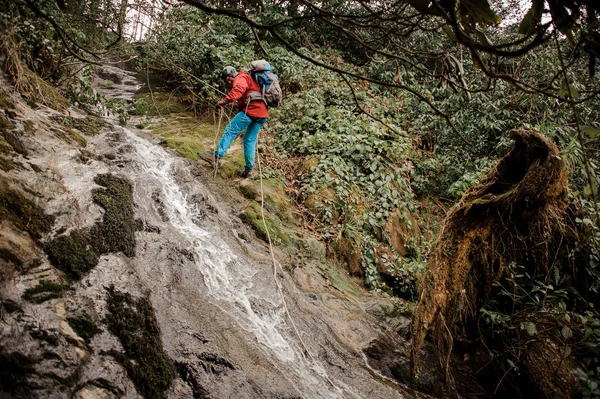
left=212, top=107, right=224, bottom=178
left=255, top=141, right=348, bottom=399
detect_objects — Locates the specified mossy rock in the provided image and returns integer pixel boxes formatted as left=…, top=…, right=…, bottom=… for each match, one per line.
left=159, top=137, right=205, bottom=161
left=240, top=202, right=290, bottom=246
left=151, top=114, right=217, bottom=161
left=217, top=157, right=246, bottom=178
left=0, top=247, right=23, bottom=268
left=238, top=180, right=260, bottom=200
left=52, top=127, right=87, bottom=147
left=2, top=129, right=29, bottom=156
left=45, top=230, right=99, bottom=280
left=67, top=314, right=101, bottom=343
left=90, top=174, right=136, bottom=257
left=0, top=113, right=15, bottom=130
left=72, top=117, right=104, bottom=136
left=262, top=179, right=292, bottom=222
left=19, top=67, right=69, bottom=111
left=136, top=92, right=189, bottom=116
left=44, top=174, right=136, bottom=281
left=105, top=285, right=175, bottom=399
left=50, top=115, right=105, bottom=136
left=0, top=86, right=16, bottom=110
left=0, top=156, right=16, bottom=172
left=0, top=140, right=12, bottom=156
left=0, top=181, right=54, bottom=240
left=22, top=280, right=68, bottom=303
left=238, top=178, right=293, bottom=222
left=23, top=120, right=35, bottom=135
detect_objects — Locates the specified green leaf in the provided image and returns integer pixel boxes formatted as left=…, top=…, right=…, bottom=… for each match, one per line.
left=583, top=125, right=600, bottom=139
left=561, top=326, right=573, bottom=339
left=518, top=0, right=544, bottom=35
left=460, top=0, right=501, bottom=26
left=559, top=82, right=580, bottom=99
left=584, top=181, right=598, bottom=196
left=442, top=24, right=457, bottom=44
left=523, top=322, right=538, bottom=336
left=473, top=28, right=494, bottom=46
left=569, top=86, right=580, bottom=100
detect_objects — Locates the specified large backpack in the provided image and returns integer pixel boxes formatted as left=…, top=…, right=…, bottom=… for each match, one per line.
left=247, top=60, right=283, bottom=108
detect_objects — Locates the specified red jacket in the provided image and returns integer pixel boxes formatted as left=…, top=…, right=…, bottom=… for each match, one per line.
left=223, top=70, right=269, bottom=118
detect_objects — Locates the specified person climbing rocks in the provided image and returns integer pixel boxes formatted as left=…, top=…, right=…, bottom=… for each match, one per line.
left=214, top=65, right=269, bottom=178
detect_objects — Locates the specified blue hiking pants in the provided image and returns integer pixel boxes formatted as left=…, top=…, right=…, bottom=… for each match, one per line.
left=215, top=111, right=267, bottom=171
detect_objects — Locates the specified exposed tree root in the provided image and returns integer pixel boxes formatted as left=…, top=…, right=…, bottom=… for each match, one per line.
left=410, top=130, right=578, bottom=397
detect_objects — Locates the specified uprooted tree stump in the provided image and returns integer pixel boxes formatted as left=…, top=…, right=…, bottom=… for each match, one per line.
left=410, top=130, right=580, bottom=398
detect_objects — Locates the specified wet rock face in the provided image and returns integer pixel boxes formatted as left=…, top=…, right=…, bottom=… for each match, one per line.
left=0, top=66, right=429, bottom=399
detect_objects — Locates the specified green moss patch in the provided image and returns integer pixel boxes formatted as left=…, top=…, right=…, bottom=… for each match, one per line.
left=1, top=129, right=28, bottom=156
left=1, top=299, right=22, bottom=313
left=238, top=178, right=293, bottom=223
left=150, top=114, right=217, bottom=161
left=0, top=181, right=54, bottom=240
left=0, top=112, right=15, bottom=130
left=50, top=115, right=104, bottom=136
left=217, top=157, right=246, bottom=178
left=105, top=285, right=175, bottom=399
left=23, top=120, right=35, bottom=135
left=239, top=181, right=259, bottom=200
left=67, top=315, right=101, bottom=343
left=20, top=68, right=70, bottom=111
left=22, top=279, right=68, bottom=303
left=0, top=247, right=23, bottom=268
left=240, top=202, right=290, bottom=246
left=0, top=86, right=15, bottom=110
left=90, top=174, right=136, bottom=257
left=45, top=230, right=99, bottom=280
left=160, top=137, right=205, bottom=161
left=52, top=126, right=87, bottom=147
left=44, top=174, right=135, bottom=281
left=135, top=92, right=189, bottom=116
left=0, top=157, right=13, bottom=171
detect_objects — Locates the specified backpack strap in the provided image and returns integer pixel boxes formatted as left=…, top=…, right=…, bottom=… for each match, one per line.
left=246, top=90, right=266, bottom=105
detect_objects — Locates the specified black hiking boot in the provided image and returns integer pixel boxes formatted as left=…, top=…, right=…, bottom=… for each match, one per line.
left=241, top=167, right=255, bottom=179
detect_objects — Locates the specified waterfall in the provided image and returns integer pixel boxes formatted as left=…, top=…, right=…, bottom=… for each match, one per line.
left=120, top=127, right=352, bottom=398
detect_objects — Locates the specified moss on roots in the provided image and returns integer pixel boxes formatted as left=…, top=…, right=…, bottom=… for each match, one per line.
left=410, top=130, right=577, bottom=396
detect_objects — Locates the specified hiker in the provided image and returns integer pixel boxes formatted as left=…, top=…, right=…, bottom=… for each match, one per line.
left=214, top=66, right=268, bottom=178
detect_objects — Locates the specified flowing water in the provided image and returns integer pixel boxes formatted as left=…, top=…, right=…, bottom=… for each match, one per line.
left=123, top=126, right=351, bottom=398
